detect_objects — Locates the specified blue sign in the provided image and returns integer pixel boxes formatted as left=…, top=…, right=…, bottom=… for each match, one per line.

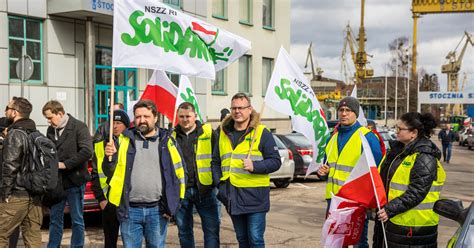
left=92, top=0, right=114, bottom=12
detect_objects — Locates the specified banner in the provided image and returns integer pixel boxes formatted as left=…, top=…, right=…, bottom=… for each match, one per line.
left=264, top=47, right=330, bottom=176
left=176, top=75, right=204, bottom=122
left=112, top=0, right=251, bottom=80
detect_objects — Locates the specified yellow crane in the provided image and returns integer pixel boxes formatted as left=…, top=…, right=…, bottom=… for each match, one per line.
left=411, top=0, right=474, bottom=77
left=341, top=0, right=373, bottom=85
left=441, top=31, right=473, bottom=116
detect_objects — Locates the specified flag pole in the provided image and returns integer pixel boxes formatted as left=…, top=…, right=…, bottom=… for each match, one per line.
left=247, top=103, right=266, bottom=159
left=108, top=67, right=116, bottom=162
left=362, top=132, right=388, bottom=248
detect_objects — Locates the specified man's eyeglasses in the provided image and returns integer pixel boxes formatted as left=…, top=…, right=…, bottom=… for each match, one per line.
left=395, top=125, right=411, bottom=133
left=230, top=106, right=250, bottom=112
left=5, top=106, right=16, bottom=112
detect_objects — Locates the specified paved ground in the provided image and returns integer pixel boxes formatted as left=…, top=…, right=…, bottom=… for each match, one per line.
left=16, top=139, right=474, bottom=247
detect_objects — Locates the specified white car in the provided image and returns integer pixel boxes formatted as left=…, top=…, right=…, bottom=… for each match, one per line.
left=270, top=134, right=295, bottom=188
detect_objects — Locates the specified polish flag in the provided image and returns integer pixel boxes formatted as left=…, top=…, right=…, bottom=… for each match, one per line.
left=140, top=70, right=178, bottom=122
left=336, top=130, right=387, bottom=209
left=464, top=117, right=472, bottom=126
left=322, top=195, right=367, bottom=247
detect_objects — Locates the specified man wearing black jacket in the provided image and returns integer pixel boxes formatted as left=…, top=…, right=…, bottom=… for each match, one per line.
left=42, top=100, right=92, bottom=248
left=438, top=124, right=456, bottom=163
left=173, top=102, right=220, bottom=248
left=0, top=97, right=42, bottom=247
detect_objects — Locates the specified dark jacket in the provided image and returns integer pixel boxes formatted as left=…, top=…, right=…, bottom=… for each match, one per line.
left=373, top=137, right=440, bottom=248
left=174, top=121, right=216, bottom=196
left=103, top=127, right=183, bottom=221
left=46, top=114, right=93, bottom=189
left=438, top=128, right=456, bottom=145
left=1, top=118, right=36, bottom=199
left=211, top=111, right=281, bottom=215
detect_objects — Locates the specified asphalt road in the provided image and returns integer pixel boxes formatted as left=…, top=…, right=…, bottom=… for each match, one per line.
left=17, top=138, right=474, bottom=247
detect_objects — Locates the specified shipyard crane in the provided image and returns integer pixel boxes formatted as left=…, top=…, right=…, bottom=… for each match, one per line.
left=340, top=0, right=373, bottom=85
left=441, top=31, right=473, bottom=115
left=304, top=42, right=324, bottom=80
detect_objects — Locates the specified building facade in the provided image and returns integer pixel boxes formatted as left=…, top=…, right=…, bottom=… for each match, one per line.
left=0, top=0, right=291, bottom=133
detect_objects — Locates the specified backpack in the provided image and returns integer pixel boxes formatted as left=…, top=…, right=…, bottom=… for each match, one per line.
left=18, top=129, right=59, bottom=195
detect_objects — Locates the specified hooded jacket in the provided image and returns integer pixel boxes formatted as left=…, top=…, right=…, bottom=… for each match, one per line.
left=373, top=137, right=441, bottom=248
left=1, top=118, right=36, bottom=199
left=211, top=110, right=281, bottom=215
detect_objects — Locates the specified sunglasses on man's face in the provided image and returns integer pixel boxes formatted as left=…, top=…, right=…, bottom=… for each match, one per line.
left=5, top=106, right=16, bottom=112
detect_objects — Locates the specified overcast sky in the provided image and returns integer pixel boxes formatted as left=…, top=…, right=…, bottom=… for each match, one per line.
left=289, top=0, right=474, bottom=91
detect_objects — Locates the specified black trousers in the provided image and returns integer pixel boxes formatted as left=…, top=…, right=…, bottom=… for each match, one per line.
left=102, top=203, right=120, bottom=248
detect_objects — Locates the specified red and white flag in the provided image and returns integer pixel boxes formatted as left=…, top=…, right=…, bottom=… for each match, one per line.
left=464, top=117, right=472, bottom=126
left=336, top=130, right=387, bottom=209
left=321, top=195, right=367, bottom=247
left=140, top=70, right=178, bottom=122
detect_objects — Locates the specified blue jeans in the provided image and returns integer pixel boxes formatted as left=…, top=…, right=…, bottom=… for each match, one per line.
left=48, top=185, right=85, bottom=248
left=326, top=199, right=369, bottom=248
left=120, top=206, right=168, bottom=248
left=175, top=187, right=220, bottom=248
left=442, top=143, right=452, bottom=162
left=230, top=212, right=266, bottom=248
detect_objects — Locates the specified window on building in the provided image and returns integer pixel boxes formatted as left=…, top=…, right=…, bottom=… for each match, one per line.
left=212, top=0, right=227, bottom=19
left=8, top=16, right=43, bottom=83
left=166, top=72, right=180, bottom=87
left=262, top=0, right=274, bottom=29
left=95, top=46, right=138, bottom=129
left=262, top=57, right=273, bottom=96
left=163, top=0, right=181, bottom=9
left=212, top=69, right=226, bottom=94
left=240, top=0, right=253, bottom=24
left=239, top=55, right=252, bottom=94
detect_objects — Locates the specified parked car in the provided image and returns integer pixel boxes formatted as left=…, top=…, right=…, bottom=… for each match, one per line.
left=378, top=131, right=396, bottom=151
left=434, top=199, right=473, bottom=247
left=270, top=135, right=295, bottom=188
left=458, top=127, right=472, bottom=147
left=84, top=161, right=101, bottom=213
left=275, top=133, right=314, bottom=176
left=466, top=132, right=474, bottom=150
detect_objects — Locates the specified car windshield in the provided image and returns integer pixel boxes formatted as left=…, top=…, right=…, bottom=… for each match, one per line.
left=285, top=134, right=311, bottom=147
left=273, top=135, right=287, bottom=149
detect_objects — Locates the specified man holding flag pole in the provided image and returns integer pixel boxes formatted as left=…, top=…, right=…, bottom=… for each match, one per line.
left=317, top=96, right=383, bottom=247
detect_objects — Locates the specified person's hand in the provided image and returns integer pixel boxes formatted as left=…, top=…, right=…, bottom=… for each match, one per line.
left=377, top=208, right=389, bottom=222
left=317, top=164, right=330, bottom=176
left=99, top=200, right=108, bottom=210
left=105, top=142, right=117, bottom=157
left=58, top=162, right=66, bottom=169
left=162, top=213, right=172, bottom=221
left=243, top=158, right=254, bottom=172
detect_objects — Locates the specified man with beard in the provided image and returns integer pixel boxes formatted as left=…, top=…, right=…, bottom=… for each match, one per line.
left=0, top=97, right=42, bottom=247
left=104, top=100, right=185, bottom=247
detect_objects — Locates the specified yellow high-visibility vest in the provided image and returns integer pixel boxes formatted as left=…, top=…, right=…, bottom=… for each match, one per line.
left=108, top=134, right=186, bottom=206
left=172, top=124, right=213, bottom=186
left=388, top=153, right=446, bottom=227
left=325, top=127, right=371, bottom=199
left=94, top=134, right=125, bottom=199
left=219, top=124, right=269, bottom=188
